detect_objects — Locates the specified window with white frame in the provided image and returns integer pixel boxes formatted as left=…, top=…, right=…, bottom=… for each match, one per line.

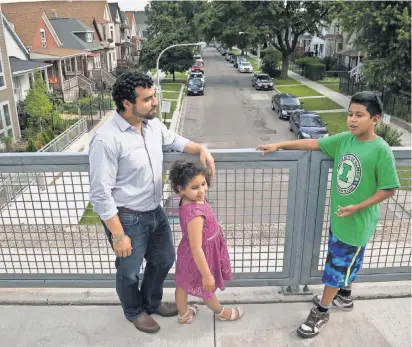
left=86, top=32, right=93, bottom=43
left=94, top=56, right=101, bottom=69
left=0, top=49, right=5, bottom=89
left=0, top=102, right=14, bottom=141
left=40, top=29, right=47, bottom=48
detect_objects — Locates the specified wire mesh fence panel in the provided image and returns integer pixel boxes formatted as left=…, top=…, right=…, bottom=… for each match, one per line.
left=0, top=150, right=410, bottom=286
left=163, top=168, right=290, bottom=275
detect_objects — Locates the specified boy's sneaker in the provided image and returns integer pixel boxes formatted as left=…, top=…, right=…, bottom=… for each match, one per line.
left=312, top=294, right=354, bottom=311
left=297, top=307, right=330, bottom=338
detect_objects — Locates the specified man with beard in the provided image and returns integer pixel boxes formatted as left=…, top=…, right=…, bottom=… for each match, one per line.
left=88, top=71, right=215, bottom=334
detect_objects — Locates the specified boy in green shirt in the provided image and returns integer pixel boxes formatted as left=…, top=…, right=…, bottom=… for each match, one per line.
left=257, top=91, right=400, bottom=338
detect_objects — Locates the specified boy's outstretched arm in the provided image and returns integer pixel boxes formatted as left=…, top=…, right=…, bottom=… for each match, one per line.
left=256, top=139, right=320, bottom=155
left=336, top=189, right=397, bottom=218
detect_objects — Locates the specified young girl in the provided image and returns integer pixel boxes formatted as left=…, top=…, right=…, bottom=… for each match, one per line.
left=169, top=160, right=244, bottom=324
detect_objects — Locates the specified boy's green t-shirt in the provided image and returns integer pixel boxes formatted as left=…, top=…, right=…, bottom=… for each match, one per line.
left=318, top=132, right=400, bottom=246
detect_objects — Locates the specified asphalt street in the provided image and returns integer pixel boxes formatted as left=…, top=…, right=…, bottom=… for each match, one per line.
left=180, top=47, right=295, bottom=149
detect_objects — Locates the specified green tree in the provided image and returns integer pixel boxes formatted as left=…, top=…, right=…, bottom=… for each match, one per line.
left=139, top=1, right=207, bottom=79
left=26, top=139, right=38, bottom=152
left=196, top=1, right=334, bottom=78
left=375, top=124, right=403, bottom=146
left=334, top=1, right=411, bottom=92
left=23, top=70, right=53, bottom=131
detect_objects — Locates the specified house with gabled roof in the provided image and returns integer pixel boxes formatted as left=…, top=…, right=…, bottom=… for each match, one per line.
left=1, top=1, right=117, bottom=94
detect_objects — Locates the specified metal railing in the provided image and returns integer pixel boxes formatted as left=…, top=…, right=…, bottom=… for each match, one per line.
left=39, top=117, right=87, bottom=153
left=0, top=149, right=410, bottom=287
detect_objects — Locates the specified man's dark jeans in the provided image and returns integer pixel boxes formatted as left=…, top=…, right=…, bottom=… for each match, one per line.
left=103, top=206, right=175, bottom=321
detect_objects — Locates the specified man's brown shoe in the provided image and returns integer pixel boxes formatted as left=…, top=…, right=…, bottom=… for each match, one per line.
left=151, top=302, right=178, bottom=317
left=131, top=313, right=160, bottom=334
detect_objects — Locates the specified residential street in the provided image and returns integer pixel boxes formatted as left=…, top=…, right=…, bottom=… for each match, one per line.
left=180, top=47, right=295, bottom=149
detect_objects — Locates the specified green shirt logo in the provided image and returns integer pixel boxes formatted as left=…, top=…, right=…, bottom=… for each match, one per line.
left=337, top=153, right=362, bottom=195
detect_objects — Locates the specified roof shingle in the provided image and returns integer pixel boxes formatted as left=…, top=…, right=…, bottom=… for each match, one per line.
left=2, top=1, right=111, bottom=47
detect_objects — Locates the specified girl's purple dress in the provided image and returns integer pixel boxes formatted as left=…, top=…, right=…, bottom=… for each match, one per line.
left=175, top=201, right=232, bottom=300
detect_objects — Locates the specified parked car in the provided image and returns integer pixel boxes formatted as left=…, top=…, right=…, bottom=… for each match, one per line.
left=271, top=93, right=304, bottom=119
left=289, top=111, right=329, bottom=139
left=188, top=71, right=205, bottom=85
left=191, top=60, right=204, bottom=72
left=252, top=73, right=273, bottom=90
left=238, top=61, right=253, bottom=73
left=187, top=78, right=205, bottom=95
left=193, top=54, right=202, bottom=60
left=229, top=53, right=236, bottom=63
left=234, top=55, right=247, bottom=68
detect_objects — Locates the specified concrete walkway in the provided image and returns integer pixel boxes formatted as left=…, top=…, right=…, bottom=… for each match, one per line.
left=0, top=298, right=409, bottom=346
left=0, top=282, right=410, bottom=346
left=288, top=71, right=411, bottom=147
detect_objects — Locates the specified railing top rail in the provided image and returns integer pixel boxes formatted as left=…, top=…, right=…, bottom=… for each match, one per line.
left=0, top=148, right=410, bottom=168
left=38, top=117, right=87, bottom=153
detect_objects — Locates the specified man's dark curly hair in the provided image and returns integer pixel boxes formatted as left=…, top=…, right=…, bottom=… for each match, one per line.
left=112, top=71, right=154, bottom=111
left=169, top=160, right=212, bottom=194
left=350, top=91, right=383, bottom=118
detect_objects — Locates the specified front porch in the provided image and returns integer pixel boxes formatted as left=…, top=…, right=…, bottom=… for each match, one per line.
left=29, top=48, right=95, bottom=102
left=9, top=57, right=52, bottom=104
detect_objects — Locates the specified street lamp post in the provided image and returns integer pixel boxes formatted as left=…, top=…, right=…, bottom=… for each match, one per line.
left=155, top=41, right=206, bottom=121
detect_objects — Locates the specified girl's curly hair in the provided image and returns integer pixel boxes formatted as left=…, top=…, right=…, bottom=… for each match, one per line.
left=169, top=160, right=212, bottom=194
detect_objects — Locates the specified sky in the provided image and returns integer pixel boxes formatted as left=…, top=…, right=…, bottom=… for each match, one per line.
left=117, top=0, right=149, bottom=11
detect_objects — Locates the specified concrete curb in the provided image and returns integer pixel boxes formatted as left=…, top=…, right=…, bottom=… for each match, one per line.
left=0, top=281, right=409, bottom=306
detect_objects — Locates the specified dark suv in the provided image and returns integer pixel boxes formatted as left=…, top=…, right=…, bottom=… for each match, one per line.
left=271, top=93, right=304, bottom=119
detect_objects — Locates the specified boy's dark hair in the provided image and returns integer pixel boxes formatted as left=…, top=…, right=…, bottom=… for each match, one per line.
left=349, top=91, right=383, bottom=118
left=112, top=71, right=154, bottom=111
left=169, top=160, right=212, bottom=194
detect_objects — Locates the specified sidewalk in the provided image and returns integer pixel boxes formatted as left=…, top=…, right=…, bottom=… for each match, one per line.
left=0, top=298, right=409, bottom=346
left=0, top=283, right=410, bottom=346
left=287, top=71, right=411, bottom=147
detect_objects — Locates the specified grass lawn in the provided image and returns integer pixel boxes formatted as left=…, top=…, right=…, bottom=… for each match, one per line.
left=317, top=112, right=348, bottom=135
left=277, top=85, right=322, bottom=97
left=161, top=83, right=183, bottom=92
left=162, top=91, right=180, bottom=100
left=273, top=77, right=302, bottom=86
left=247, top=57, right=260, bottom=72
left=79, top=203, right=99, bottom=225
left=164, top=72, right=187, bottom=79
left=300, top=97, right=343, bottom=111
left=161, top=78, right=186, bottom=84
left=231, top=48, right=242, bottom=55
left=319, top=77, right=339, bottom=83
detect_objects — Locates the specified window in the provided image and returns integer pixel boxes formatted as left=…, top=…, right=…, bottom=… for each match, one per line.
left=337, top=42, right=343, bottom=52
left=111, top=30, right=114, bottom=40
left=320, top=44, right=324, bottom=56
left=94, top=56, right=101, bottom=69
left=103, top=26, right=107, bottom=41
left=0, top=102, right=14, bottom=141
left=0, top=49, right=5, bottom=89
left=101, top=53, right=105, bottom=65
left=40, top=29, right=47, bottom=48
left=86, top=32, right=93, bottom=43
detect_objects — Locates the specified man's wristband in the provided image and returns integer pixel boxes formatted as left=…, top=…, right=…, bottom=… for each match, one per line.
left=112, top=233, right=125, bottom=243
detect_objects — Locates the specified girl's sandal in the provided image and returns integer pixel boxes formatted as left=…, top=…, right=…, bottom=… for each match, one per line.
left=178, top=304, right=200, bottom=324
left=216, top=306, right=244, bottom=321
